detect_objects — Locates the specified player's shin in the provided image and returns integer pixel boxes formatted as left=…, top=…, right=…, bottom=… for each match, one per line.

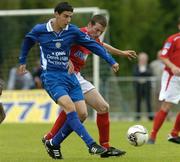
left=150, top=109, right=167, bottom=140
left=46, top=110, right=67, bottom=139
left=66, top=111, right=95, bottom=147
left=97, top=112, right=110, bottom=148
left=170, top=112, right=180, bottom=137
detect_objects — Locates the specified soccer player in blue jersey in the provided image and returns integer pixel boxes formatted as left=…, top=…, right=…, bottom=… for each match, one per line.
left=18, top=2, right=119, bottom=159
left=0, top=79, right=6, bottom=124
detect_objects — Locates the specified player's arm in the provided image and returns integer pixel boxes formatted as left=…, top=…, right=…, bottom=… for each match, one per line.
left=160, top=57, right=180, bottom=76
left=18, top=37, right=35, bottom=75
left=160, top=38, right=180, bottom=76
left=103, top=43, right=137, bottom=60
left=76, top=30, right=119, bottom=72
left=18, top=25, right=38, bottom=75
left=67, top=59, right=75, bottom=74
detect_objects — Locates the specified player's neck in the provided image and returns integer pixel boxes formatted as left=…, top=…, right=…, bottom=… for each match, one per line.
left=51, top=19, right=63, bottom=33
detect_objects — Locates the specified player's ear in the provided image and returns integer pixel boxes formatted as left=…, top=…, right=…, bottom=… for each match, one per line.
left=54, top=11, right=60, bottom=17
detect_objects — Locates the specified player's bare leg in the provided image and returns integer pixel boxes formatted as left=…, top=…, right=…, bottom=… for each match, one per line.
left=85, top=89, right=126, bottom=157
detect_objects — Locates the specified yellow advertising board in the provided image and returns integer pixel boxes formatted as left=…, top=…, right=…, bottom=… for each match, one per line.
left=1, top=90, right=60, bottom=123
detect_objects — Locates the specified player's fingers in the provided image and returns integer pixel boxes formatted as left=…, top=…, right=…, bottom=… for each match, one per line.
left=128, top=56, right=132, bottom=61
left=129, top=51, right=137, bottom=58
left=114, top=66, right=119, bottom=72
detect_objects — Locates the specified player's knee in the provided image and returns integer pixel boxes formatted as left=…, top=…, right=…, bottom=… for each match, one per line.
left=78, top=112, right=88, bottom=122
left=161, top=102, right=173, bottom=112
left=97, top=102, right=109, bottom=113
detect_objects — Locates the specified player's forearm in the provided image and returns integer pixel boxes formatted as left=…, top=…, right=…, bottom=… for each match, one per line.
left=103, top=43, right=124, bottom=56
left=88, top=42, right=116, bottom=65
left=78, top=39, right=116, bottom=65
left=161, top=57, right=176, bottom=69
left=19, top=37, right=35, bottom=64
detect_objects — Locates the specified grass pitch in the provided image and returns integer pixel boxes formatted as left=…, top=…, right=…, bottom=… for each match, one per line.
left=0, top=121, right=179, bottom=162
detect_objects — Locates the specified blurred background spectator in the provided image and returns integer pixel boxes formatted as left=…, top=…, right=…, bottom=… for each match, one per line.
left=7, top=65, right=34, bottom=90
left=133, top=52, right=153, bottom=120
left=32, top=60, right=42, bottom=89
left=150, top=50, right=165, bottom=109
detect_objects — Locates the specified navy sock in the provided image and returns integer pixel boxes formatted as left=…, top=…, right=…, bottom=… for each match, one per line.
left=67, top=111, right=95, bottom=147
left=52, top=120, right=72, bottom=146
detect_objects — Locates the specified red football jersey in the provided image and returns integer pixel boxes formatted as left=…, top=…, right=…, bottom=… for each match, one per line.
left=70, top=27, right=102, bottom=72
left=160, top=32, right=180, bottom=74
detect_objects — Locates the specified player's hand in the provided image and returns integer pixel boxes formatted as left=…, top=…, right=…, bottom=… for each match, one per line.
left=18, top=64, right=28, bottom=75
left=171, top=66, right=180, bottom=76
left=68, top=60, right=75, bottom=74
left=112, top=63, right=119, bottom=73
left=122, top=50, right=137, bottom=60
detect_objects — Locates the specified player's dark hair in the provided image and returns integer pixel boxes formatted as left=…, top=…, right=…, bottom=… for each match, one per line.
left=90, top=14, right=107, bottom=27
left=54, top=2, right=73, bottom=14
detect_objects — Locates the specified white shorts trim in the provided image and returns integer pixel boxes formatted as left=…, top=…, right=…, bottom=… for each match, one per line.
left=75, top=72, right=95, bottom=94
left=159, top=71, right=180, bottom=104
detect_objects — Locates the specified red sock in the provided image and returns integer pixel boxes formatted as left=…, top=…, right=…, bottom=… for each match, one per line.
left=170, top=112, right=180, bottom=137
left=96, top=112, right=110, bottom=148
left=150, top=109, right=167, bottom=140
left=46, top=110, right=67, bottom=140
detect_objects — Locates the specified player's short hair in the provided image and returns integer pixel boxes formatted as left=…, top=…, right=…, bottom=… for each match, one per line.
left=90, top=15, right=107, bottom=27
left=54, top=2, right=73, bottom=14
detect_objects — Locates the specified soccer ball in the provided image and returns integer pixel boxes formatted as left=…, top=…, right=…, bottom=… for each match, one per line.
left=127, top=125, right=148, bottom=146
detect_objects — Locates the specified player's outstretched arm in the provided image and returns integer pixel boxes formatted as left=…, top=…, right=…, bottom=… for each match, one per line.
left=76, top=30, right=117, bottom=67
left=103, top=43, right=137, bottom=60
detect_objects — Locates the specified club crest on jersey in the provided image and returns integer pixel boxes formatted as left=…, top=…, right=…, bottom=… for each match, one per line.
left=55, top=42, right=61, bottom=48
left=164, top=42, right=171, bottom=49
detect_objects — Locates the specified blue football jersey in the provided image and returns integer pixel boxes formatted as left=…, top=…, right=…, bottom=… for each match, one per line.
left=19, top=20, right=116, bottom=71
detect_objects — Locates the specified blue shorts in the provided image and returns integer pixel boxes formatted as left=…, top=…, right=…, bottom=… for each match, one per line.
left=41, top=71, right=84, bottom=102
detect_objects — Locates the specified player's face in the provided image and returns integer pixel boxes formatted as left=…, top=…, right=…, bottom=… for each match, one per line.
left=55, top=11, right=73, bottom=29
left=87, top=22, right=105, bottom=39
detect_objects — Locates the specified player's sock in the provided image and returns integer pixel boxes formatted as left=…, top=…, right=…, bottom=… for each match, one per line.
left=52, top=111, right=94, bottom=147
left=97, top=112, right=110, bottom=148
left=67, top=111, right=95, bottom=147
left=46, top=110, right=67, bottom=140
left=170, top=112, right=180, bottom=137
left=150, top=109, right=167, bottom=140
left=52, top=120, right=72, bottom=146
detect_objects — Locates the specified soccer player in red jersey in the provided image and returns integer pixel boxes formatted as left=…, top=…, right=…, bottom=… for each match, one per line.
left=148, top=18, right=180, bottom=144
left=43, top=14, right=136, bottom=157
left=0, top=79, right=6, bottom=124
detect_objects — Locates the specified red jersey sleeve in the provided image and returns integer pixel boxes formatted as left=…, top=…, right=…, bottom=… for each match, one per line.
left=160, top=36, right=174, bottom=59
left=160, top=33, right=180, bottom=73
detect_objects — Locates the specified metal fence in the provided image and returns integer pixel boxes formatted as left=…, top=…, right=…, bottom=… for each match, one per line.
left=88, top=76, right=179, bottom=121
